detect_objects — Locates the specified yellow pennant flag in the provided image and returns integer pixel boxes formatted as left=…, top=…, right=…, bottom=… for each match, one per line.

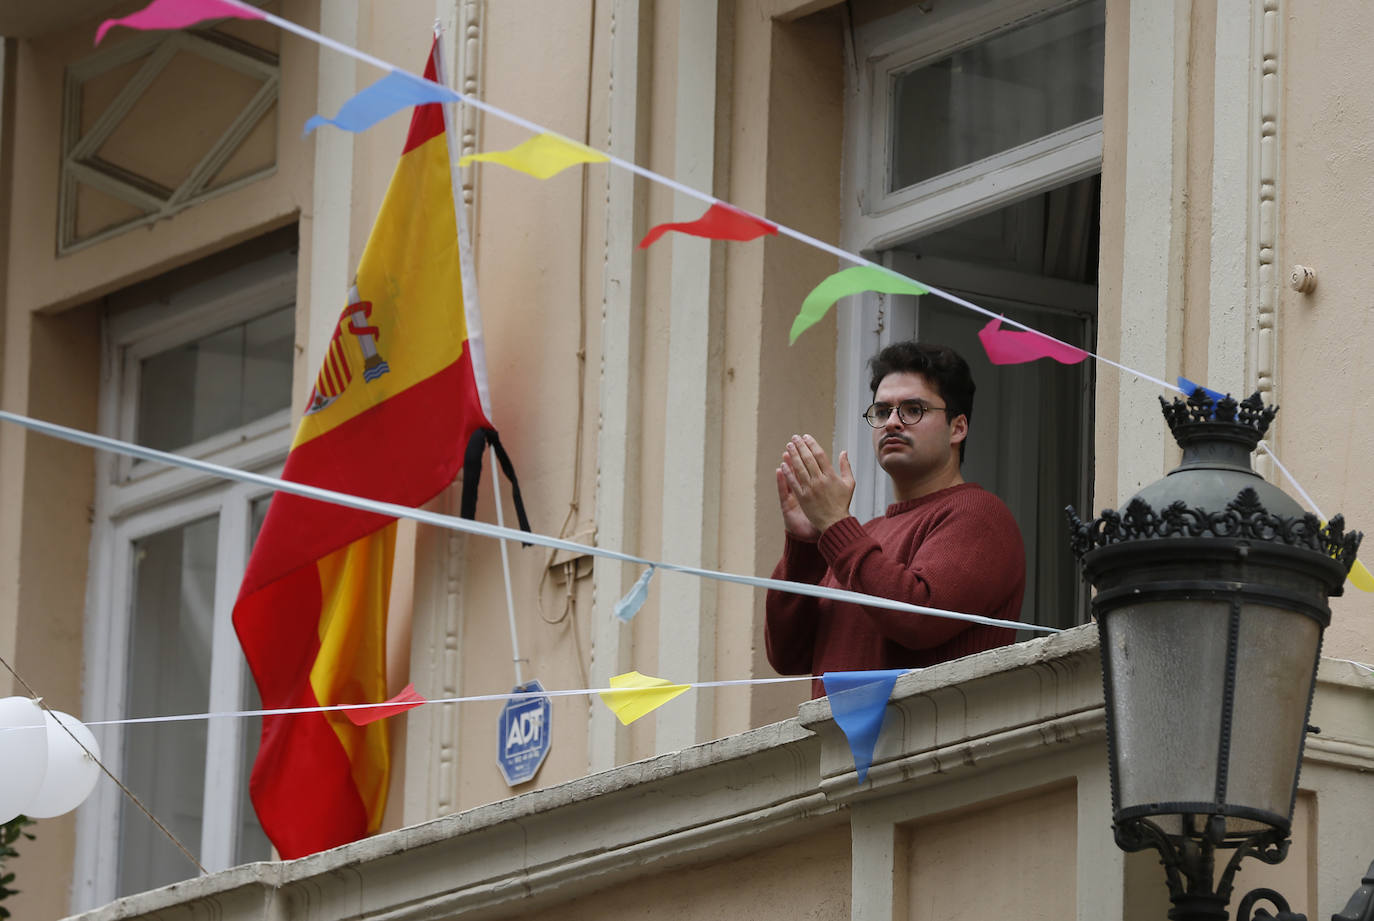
left=1349, top=559, right=1374, bottom=592
left=1318, top=519, right=1374, bottom=592
left=598, top=671, right=690, bottom=726
left=459, top=132, right=609, bottom=180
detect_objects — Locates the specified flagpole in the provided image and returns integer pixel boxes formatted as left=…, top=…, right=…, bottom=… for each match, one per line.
left=489, top=451, right=525, bottom=686
left=434, top=24, right=525, bottom=688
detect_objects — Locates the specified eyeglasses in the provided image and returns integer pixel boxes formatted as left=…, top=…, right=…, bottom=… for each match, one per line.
left=862, top=400, right=946, bottom=428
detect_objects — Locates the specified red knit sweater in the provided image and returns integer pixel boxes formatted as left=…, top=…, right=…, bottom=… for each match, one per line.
left=765, top=482, right=1026, bottom=698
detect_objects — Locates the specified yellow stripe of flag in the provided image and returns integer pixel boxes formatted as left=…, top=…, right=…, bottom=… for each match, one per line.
left=309, top=523, right=397, bottom=833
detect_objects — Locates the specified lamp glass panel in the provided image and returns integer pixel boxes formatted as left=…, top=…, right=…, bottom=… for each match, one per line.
left=1104, top=600, right=1229, bottom=809
left=1225, top=604, right=1321, bottom=823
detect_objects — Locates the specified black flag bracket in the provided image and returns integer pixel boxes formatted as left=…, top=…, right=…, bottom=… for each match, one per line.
left=460, top=427, right=532, bottom=545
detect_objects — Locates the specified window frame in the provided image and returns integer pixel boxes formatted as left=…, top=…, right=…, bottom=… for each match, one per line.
left=837, top=0, right=1105, bottom=524
left=107, top=252, right=295, bottom=489
left=74, top=250, right=295, bottom=910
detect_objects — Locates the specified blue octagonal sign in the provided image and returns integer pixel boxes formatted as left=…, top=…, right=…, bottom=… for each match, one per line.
left=496, top=679, right=552, bottom=787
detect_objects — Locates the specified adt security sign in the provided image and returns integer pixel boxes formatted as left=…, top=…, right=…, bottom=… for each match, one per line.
left=497, top=679, right=551, bottom=786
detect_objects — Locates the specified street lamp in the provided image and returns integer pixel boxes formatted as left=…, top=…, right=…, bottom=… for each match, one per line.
left=1066, top=391, right=1362, bottom=921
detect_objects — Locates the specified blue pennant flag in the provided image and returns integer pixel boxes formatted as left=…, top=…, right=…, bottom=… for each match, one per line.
left=305, top=69, right=461, bottom=136
left=822, top=670, right=906, bottom=783
left=613, top=565, right=656, bottom=623
left=1177, top=376, right=1228, bottom=404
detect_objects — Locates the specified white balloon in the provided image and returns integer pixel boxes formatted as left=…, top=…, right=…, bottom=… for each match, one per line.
left=0, top=696, right=48, bottom=823
left=25, top=711, right=101, bottom=819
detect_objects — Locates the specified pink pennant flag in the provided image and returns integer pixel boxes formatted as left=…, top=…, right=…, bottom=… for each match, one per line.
left=344, top=683, right=428, bottom=727
left=639, top=202, right=777, bottom=249
left=96, top=0, right=265, bottom=45
left=977, top=317, right=1088, bottom=366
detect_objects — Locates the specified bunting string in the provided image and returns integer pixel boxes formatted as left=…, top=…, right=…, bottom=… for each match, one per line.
left=0, top=408, right=1054, bottom=637
left=206, top=0, right=1177, bottom=392
left=106, top=4, right=1374, bottom=564
left=233, top=1, right=1365, bottom=583
left=0, top=675, right=817, bottom=731
left=82, top=2, right=1374, bottom=605
left=1259, top=441, right=1374, bottom=591
left=95, top=3, right=1371, bottom=563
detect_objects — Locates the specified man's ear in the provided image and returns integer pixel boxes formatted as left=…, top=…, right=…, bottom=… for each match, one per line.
left=949, top=414, right=969, bottom=446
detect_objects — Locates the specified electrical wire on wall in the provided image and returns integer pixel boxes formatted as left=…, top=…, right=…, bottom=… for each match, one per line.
left=534, top=0, right=598, bottom=693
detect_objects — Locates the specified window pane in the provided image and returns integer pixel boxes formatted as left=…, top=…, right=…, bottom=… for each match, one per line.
left=242, top=307, right=296, bottom=423
left=890, top=1, right=1105, bottom=190
left=234, top=671, right=273, bottom=864
left=136, top=303, right=294, bottom=451
left=887, top=175, right=1099, bottom=627
left=897, top=174, right=1100, bottom=284
left=235, top=495, right=274, bottom=865
left=119, top=515, right=218, bottom=896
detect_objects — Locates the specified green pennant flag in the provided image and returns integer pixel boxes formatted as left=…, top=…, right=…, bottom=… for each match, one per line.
left=790, top=266, right=929, bottom=344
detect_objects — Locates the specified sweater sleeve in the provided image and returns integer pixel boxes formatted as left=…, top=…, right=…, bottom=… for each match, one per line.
left=816, top=498, right=1024, bottom=650
left=764, top=534, right=829, bottom=675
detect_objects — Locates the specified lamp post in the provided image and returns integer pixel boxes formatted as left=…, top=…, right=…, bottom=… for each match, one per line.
left=1066, top=391, right=1362, bottom=921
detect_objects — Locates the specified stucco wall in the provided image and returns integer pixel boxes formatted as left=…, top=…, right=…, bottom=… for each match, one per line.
left=508, top=829, right=852, bottom=921
left=902, top=783, right=1077, bottom=921
left=1274, top=0, right=1374, bottom=664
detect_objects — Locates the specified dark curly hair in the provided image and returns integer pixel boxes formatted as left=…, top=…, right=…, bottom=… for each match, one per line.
left=868, top=341, right=975, bottom=462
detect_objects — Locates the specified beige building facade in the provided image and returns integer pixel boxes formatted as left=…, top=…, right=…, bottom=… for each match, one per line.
left=0, top=0, right=1371, bottom=918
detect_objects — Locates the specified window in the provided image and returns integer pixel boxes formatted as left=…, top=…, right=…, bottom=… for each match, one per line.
left=75, top=232, right=295, bottom=909
left=839, top=0, right=1104, bottom=630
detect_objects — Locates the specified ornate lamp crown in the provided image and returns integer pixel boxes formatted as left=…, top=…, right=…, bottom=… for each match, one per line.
left=1066, top=489, right=1361, bottom=574
left=1160, top=390, right=1279, bottom=452
left=1067, top=391, right=1361, bottom=578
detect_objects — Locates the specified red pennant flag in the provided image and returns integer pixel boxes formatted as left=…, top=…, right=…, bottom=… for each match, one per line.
left=639, top=202, right=777, bottom=249
left=977, top=317, right=1088, bottom=366
left=345, top=684, right=428, bottom=726
left=233, top=42, right=492, bottom=860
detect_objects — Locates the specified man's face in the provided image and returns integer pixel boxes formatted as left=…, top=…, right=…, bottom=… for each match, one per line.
left=870, top=371, right=967, bottom=485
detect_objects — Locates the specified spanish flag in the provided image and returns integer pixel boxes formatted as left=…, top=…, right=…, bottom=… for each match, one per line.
left=233, top=44, right=487, bottom=858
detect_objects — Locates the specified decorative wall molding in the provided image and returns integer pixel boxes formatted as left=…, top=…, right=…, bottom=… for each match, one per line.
left=404, top=483, right=468, bottom=824
left=589, top=0, right=649, bottom=772
left=440, top=0, right=483, bottom=216
left=58, top=29, right=279, bottom=254
left=437, top=521, right=465, bottom=813
left=406, top=0, right=484, bottom=823
left=1250, top=0, right=1282, bottom=475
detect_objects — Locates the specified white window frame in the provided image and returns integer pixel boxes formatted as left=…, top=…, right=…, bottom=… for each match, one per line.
left=837, top=0, right=1104, bottom=522
left=107, top=252, right=295, bottom=494
left=73, top=251, right=294, bottom=912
